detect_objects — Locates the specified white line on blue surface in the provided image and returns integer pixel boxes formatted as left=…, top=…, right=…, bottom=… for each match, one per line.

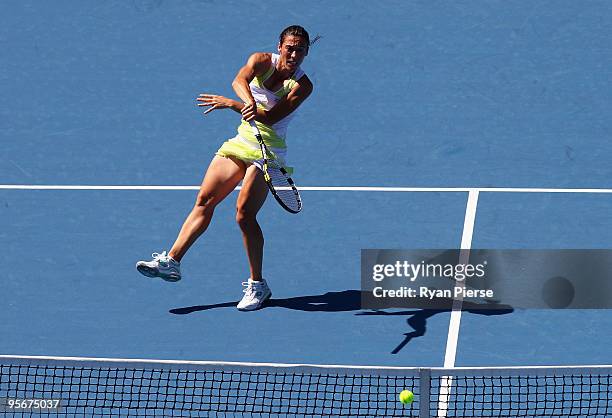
left=436, top=190, right=480, bottom=417
left=1, top=185, right=612, bottom=193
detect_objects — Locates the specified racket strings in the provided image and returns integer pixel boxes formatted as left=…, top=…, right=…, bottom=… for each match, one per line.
left=266, top=164, right=301, bottom=212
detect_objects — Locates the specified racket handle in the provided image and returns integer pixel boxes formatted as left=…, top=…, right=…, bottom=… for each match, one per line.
left=248, top=119, right=261, bottom=136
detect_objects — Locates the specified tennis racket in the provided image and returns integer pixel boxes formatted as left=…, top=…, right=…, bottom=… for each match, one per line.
left=248, top=120, right=302, bottom=214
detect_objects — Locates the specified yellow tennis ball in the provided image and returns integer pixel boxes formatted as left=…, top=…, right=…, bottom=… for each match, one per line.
left=399, top=389, right=414, bottom=404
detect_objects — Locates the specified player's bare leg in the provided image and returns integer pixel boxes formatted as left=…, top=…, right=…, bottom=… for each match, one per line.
left=169, top=155, right=246, bottom=261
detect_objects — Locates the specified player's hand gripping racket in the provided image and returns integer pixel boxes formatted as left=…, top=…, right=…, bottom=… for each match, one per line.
left=248, top=120, right=302, bottom=214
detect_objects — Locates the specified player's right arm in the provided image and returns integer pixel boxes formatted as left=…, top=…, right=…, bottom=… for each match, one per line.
left=232, top=52, right=271, bottom=120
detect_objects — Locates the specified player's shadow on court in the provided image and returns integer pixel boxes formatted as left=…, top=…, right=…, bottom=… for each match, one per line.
left=169, top=290, right=513, bottom=354
left=169, top=289, right=363, bottom=313
left=356, top=307, right=513, bottom=354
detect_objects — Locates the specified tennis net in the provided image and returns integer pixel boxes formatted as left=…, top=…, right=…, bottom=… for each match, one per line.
left=0, top=355, right=611, bottom=417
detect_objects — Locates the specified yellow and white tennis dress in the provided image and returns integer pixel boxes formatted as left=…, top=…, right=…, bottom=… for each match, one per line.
left=216, top=53, right=306, bottom=174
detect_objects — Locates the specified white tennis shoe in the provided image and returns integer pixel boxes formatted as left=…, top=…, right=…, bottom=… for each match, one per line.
left=237, top=279, right=272, bottom=311
left=136, top=251, right=181, bottom=282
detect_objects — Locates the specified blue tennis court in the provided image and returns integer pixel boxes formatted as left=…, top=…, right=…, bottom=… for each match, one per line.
left=2, top=1, right=612, bottom=416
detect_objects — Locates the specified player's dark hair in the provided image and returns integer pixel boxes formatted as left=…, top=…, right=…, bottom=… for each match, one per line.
left=279, top=25, right=321, bottom=47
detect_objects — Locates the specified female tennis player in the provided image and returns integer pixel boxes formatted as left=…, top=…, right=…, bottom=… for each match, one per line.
left=136, top=25, right=314, bottom=311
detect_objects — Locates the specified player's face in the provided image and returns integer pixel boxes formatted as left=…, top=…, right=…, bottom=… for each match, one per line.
left=278, top=35, right=308, bottom=71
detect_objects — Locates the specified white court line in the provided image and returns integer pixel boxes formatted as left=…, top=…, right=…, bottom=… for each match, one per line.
left=2, top=184, right=612, bottom=193
left=2, top=354, right=610, bottom=371
left=0, top=354, right=419, bottom=371
left=437, top=190, right=480, bottom=418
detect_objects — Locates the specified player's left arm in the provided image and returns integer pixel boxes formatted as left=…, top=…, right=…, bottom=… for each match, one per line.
left=251, top=75, right=313, bottom=126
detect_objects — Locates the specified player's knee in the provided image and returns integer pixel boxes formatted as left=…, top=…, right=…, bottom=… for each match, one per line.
left=194, top=193, right=216, bottom=213
left=235, top=207, right=257, bottom=229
